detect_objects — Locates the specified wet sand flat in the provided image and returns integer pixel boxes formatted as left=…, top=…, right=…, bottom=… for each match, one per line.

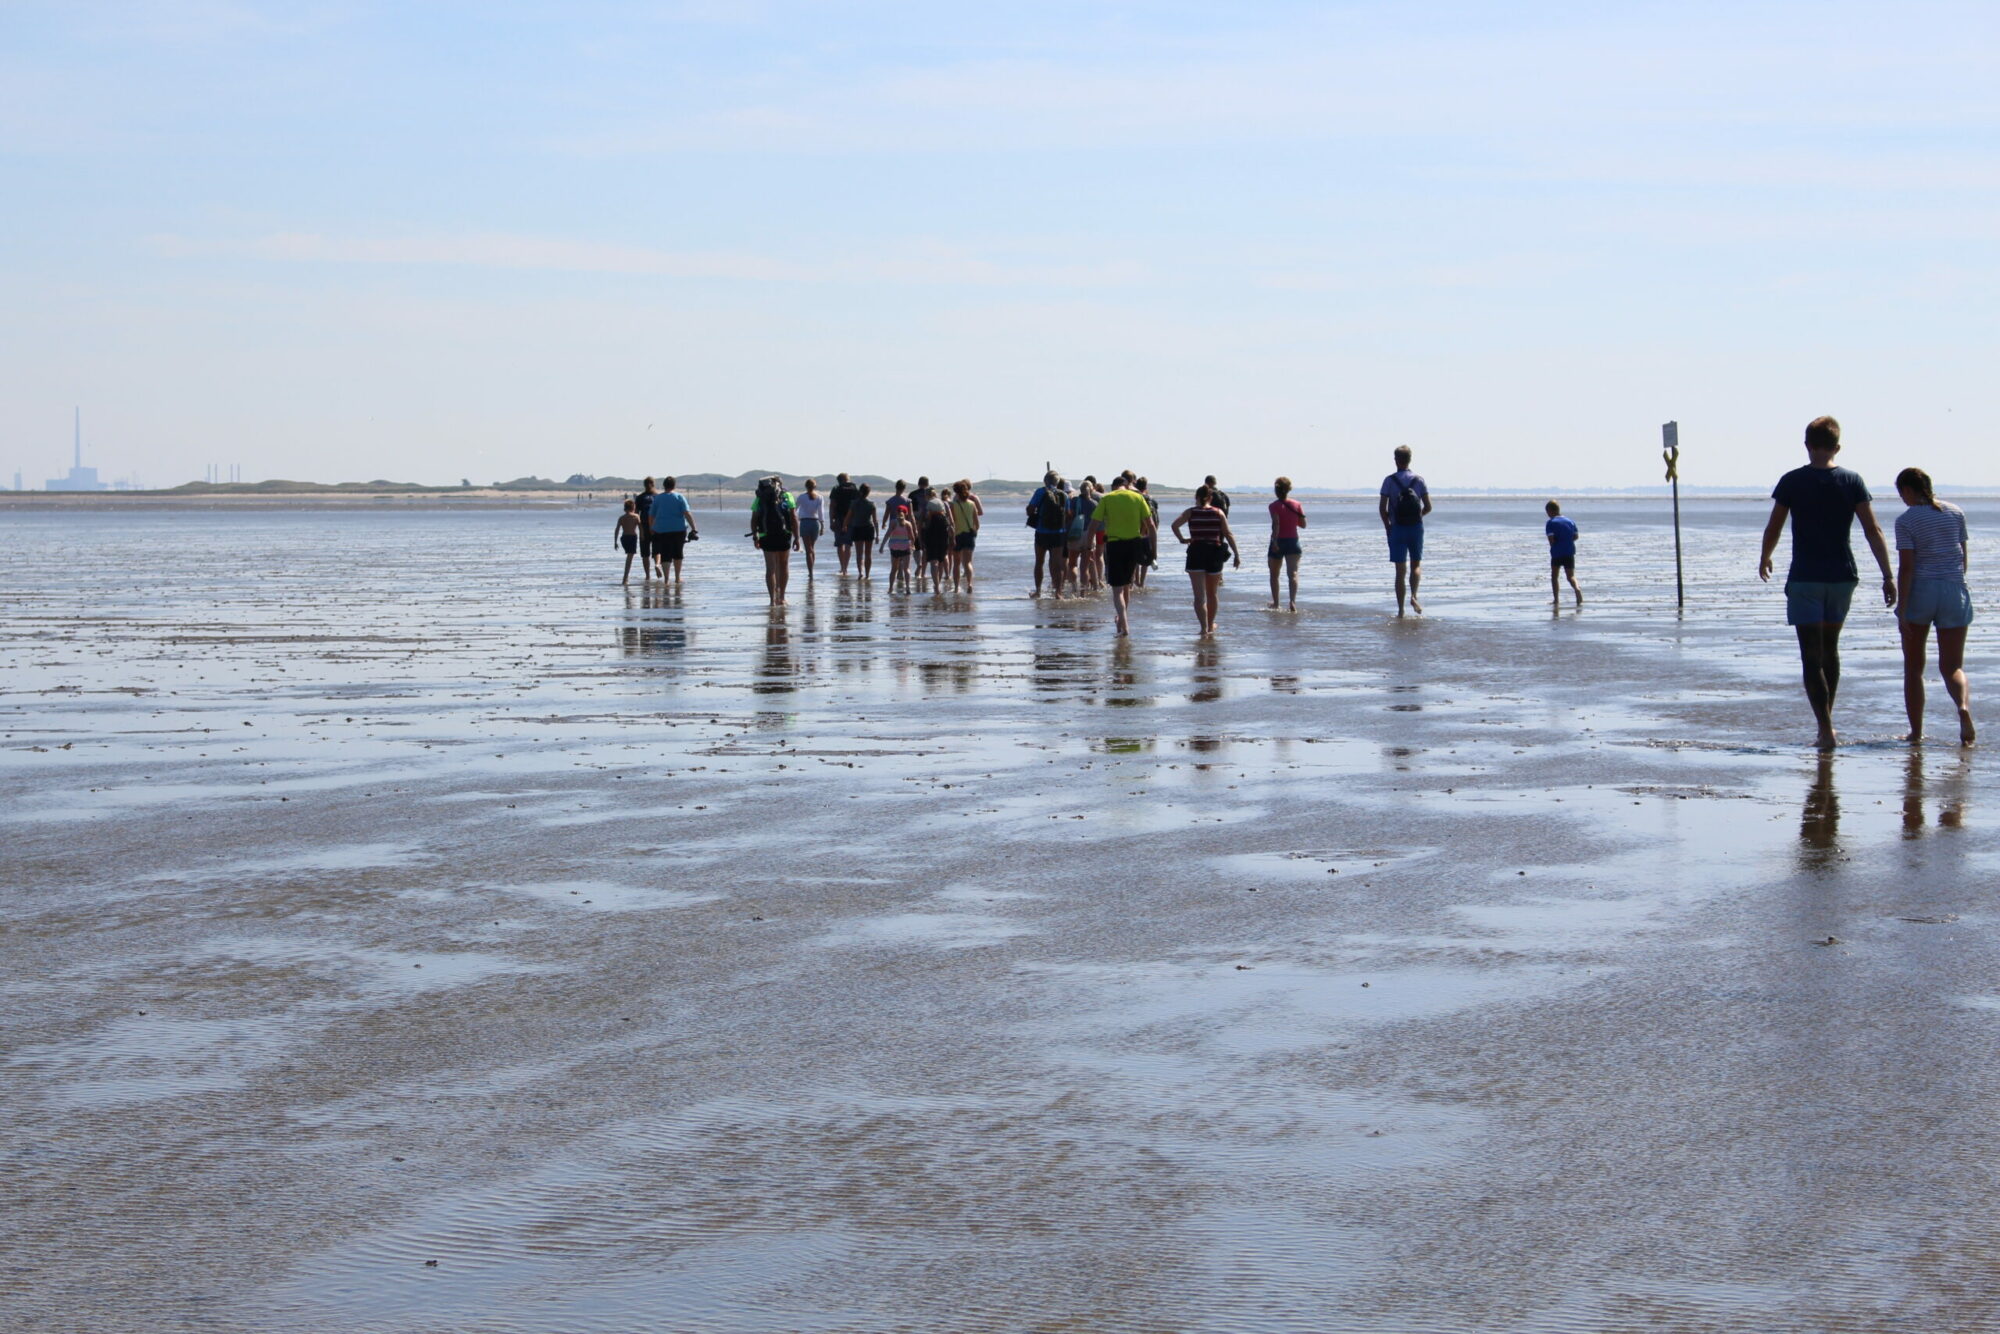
left=3, top=501, right=1997, bottom=1332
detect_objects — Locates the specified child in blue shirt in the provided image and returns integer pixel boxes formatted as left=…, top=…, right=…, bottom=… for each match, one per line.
left=1545, top=501, right=1581, bottom=606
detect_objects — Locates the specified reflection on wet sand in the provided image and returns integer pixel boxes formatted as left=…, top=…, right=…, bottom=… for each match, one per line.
left=1901, top=748, right=1969, bottom=837
left=1798, top=754, right=1840, bottom=873
left=1189, top=641, right=1223, bottom=704
left=618, top=586, right=688, bottom=658
left=754, top=618, right=795, bottom=694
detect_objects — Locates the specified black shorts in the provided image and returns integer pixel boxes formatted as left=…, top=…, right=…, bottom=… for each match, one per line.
left=1105, top=537, right=1146, bottom=587
left=759, top=532, right=792, bottom=553
left=851, top=524, right=876, bottom=545
left=1034, top=532, right=1068, bottom=554
left=955, top=532, right=976, bottom=551
left=923, top=537, right=950, bottom=562
left=1551, top=555, right=1575, bottom=573
left=657, top=531, right=687, bottom=561
left=1185, top=541, right=1227, bottom=575
left=621, top=534, right=639, bottom=555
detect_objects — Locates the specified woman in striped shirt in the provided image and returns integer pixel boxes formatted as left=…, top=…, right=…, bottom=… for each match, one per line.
left=1170, top=485, right=1242, bottom=638
left=1893, top=466, right=1975, bottom=745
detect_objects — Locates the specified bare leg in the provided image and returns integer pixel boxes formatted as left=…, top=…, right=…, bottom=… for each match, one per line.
left=1568, top=565, right=1583, bottom=604
left=803, top=537, right=816, bottom=579
left=1938, top=625, right=1975, bottom=744
left=775, top=550, right=790, bottom=602
left=1033, top=547, right=1047, bottom=596
left=1269, top=558, right=1281, bottom=607
left=622, top=550, right=634, bottom=584
left=1204, top=575, right=1221, bottom=635
left=1551, top=565, right=1561, bottom=604
left=1393, top=561, right=1408, bottom=616
left=1409, top=561, right=1423, bottom=614
left=1112, top=584, right=1131, bottom=636
left=1286, top=554, right=1300, bottom=610
left=1188, top=571, right=1207, bottom=634
left=1900, top=617, right=1930, bottom=742
left=1797, top=623, right=1843, bottom=749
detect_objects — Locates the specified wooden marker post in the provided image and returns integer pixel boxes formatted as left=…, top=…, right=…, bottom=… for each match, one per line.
left=1662, top=421, right=1684, bottom=610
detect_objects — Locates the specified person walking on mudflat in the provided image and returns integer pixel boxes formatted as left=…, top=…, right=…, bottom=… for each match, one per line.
left=1171, top=485, right=1241, bottom=638
left=1028, top=472, right=1071, bottom=597
left=1892, top=466, right=1975, bottom=745
left=829, top=472, right=859, bottom=577
left=614, top=500, right=643, bottom=585
left=1266, top=477, right=1307, bottom=611
left=649, top=476, right=696, bottom=584
left=1545, top=500, right=1581, bottom=606
left=751, top=475, right=799, bottom=606
left=1379, top=446, right=1432, bottom=616
left=1089, top=477, right=1156, bottom=637
left=1759, top=416, right=1896, bottom=750
left=795, top=478, right=825, bottom=581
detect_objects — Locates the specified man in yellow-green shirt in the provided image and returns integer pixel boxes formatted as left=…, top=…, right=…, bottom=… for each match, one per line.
left=1088, top=478, right=1158, bottom=637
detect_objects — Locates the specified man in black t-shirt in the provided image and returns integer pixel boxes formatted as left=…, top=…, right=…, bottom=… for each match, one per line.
left=1203, top=474, right=1230, bottom=514
left=1758, top=416, right=1895, bottom=749
left=828, top=473, right=860, bottom=576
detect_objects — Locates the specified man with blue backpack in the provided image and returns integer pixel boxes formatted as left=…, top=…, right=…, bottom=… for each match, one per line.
left=1027, top=471, right=1072, bottom=597
left=1378, top=445, right=1432, bottom=616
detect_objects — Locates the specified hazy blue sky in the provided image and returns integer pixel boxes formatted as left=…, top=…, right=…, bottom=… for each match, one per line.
left=3, top=1, right=1994, bottom=489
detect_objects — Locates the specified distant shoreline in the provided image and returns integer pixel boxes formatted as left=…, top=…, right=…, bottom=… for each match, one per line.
left=4, top=487, right=1994, bottom=513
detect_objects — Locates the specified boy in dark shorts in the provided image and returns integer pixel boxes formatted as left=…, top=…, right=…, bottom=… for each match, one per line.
left=1758, top=415, right=1896, bottom=749
left=614, top=500, right=642, bottom=585
left=1545, top=500, right=1580, bottom=606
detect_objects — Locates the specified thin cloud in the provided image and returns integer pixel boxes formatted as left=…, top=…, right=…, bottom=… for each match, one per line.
left=148, top=230, right=1148, bottom=289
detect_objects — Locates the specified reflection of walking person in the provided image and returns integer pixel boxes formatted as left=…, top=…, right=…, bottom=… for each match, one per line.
left=1379, top=446, right=1431, bottom=616
left=1170, top=484, right=1240, bottom=638
left=1266, top=477, right=1306, bottom=611
left=615, top=500, right=641, bottom=585
left=1545, top=500, right=1581, bottom=606
left=1892, top=466, right=1975, bottom=745
left=1758, top=416, right=1895, bottom=750
left=751, top=476, right=798, bottom=606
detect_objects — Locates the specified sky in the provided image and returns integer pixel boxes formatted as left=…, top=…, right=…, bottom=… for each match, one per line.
left=2, top=0, right=1995, bottom=491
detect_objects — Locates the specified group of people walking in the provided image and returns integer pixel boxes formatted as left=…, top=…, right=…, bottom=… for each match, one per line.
left=611, top=423, right=1975, bottom=746
left=1759, top=416, right=1976, bottom=748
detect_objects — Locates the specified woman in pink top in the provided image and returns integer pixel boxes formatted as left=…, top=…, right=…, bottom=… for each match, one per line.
left=1267, top=477, right=1308, bottom=611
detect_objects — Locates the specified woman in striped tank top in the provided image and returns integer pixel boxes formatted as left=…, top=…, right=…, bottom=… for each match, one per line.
left=1893, top=466, right=1975, bottom=745
left=1170, top=485, right=1242, bottom=637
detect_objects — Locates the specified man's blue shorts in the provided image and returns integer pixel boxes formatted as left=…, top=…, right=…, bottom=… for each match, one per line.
left=1903, top=577, right=1975, bottom=630
left=1785, top=579, right=1857, bottom=626
left=1387, top=523, right=1424, bottom=564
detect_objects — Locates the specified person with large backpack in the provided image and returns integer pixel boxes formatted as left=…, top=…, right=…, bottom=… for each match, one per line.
left=1378, top=445, right=1433, bottom=616
left=750, top=475, right=798, bottom=606
left=1027, top=471, right=1072, bottom=597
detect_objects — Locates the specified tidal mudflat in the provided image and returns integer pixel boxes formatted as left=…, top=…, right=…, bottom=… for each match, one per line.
left=3, top=501, right=1996, bottom=1332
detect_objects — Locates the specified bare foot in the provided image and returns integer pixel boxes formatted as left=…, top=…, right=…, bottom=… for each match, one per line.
left=1411, top=597, right=1423, bottom=614
left=1816, top=729, right=1839, bottom=751
left=1960, top=710, right=1977, bottom=745
left=1900, top=731, right=1924, bottom=745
